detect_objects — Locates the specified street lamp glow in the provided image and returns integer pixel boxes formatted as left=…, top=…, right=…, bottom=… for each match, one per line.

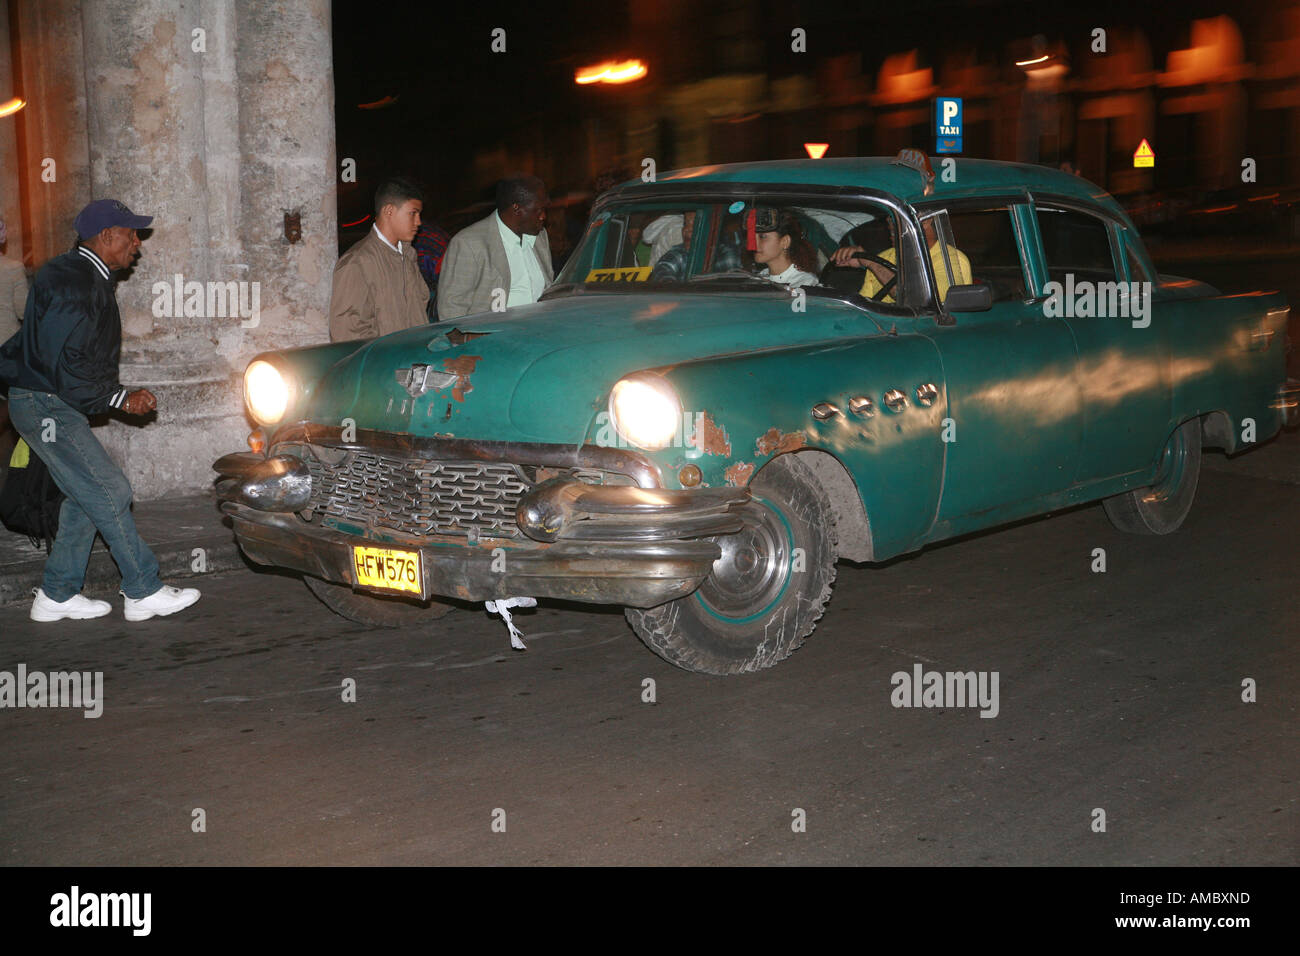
left=804, top=143, right=829, bottom=159
left=576, top=60, right=647, bottom=85
left=1015, top=54, right=1049, bottom=67
left=0, top=98, right=26, bottom=118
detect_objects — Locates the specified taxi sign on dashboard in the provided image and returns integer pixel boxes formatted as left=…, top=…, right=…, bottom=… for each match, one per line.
left=586, top=266, right=652, bottom=283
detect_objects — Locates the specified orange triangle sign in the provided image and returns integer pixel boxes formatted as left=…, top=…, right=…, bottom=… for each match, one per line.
left=1133, top=138, right=1155, bottom=168
left=804, top=143, right=829, bottom=159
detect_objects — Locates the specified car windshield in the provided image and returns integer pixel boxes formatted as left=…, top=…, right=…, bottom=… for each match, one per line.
left=547, top=195, right=907, bottom=301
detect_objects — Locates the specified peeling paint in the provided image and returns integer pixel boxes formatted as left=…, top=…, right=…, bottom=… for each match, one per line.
left=445, top=328, right=491, bottom=346
left=691, top=410, right=731, bottom=456
left=442, top=355, right=481, bottom=402
left=724, top=461, right=755, bottom=487
left=756, top=427, right=806, bottom=456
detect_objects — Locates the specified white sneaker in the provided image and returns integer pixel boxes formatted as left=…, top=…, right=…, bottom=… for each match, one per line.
left=122, top=585, right=201, bottom=622
left=30, top=588, right=113, bottom=622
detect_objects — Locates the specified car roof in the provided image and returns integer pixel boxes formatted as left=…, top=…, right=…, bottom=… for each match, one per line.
left=609, top=156, right=1126, bottom=217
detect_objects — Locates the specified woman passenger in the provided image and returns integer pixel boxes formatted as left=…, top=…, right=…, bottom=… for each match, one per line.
left=753, top=208, right=819, bottom=288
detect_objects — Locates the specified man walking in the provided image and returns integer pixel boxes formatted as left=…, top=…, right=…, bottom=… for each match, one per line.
left=0, top=199, right=200, bottom=622
left=328, top=177, right=430, bottom=341
left=437, top=176, right=553, bottom=320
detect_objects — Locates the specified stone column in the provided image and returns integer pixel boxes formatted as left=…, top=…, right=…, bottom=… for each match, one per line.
left=76, top=0, right=335, bottom=499
left=232, top=0, right=337, bottom=360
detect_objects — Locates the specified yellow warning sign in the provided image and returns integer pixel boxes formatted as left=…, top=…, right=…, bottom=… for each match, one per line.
left=1133, top=138, right=1155, bottom=168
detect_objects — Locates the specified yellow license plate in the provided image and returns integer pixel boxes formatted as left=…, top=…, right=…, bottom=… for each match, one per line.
left=352, top=546, right=422, bottom=595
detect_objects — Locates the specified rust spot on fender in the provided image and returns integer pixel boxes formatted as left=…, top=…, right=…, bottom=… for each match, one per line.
left=445, top=328, right=491, bottom=346
left=690, top=410, right=731, bottom=456
left=724, top=461, right=755, bottom=487
left=755, top=427, right=806, bottom=456
left=442, top=355, right=481, bottom=402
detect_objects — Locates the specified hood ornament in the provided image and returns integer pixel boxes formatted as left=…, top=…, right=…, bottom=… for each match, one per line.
left=397, top=364, right=458, bottom=398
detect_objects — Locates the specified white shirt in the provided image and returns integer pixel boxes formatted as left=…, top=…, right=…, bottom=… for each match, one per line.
left=762, top=263, right=819, bottom=289
left=372, top=223, right=404, bottom=255
left=495, top=211, right=546, bottom=307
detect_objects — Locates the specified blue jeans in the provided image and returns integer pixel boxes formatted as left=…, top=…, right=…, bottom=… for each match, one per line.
left=7, top=388, right=162, bottom=600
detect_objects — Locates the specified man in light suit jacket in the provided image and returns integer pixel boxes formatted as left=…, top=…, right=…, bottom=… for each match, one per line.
left=437, top=176, right=553, bottom=320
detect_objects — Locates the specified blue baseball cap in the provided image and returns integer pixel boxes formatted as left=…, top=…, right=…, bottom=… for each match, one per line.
left=74, top=199, right=153, bottom=239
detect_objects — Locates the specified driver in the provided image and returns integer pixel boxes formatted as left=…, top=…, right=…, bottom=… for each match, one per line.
left=831, top=216, right=970, bottom=304
left=753, top=207, right=820, bottom=288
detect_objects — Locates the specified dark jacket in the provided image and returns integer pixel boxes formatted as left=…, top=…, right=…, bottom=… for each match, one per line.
left=0, top=247, right=128, bottom=414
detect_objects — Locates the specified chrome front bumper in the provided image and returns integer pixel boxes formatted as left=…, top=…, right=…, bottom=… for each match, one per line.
left=213, top=437, right=750, bottom=608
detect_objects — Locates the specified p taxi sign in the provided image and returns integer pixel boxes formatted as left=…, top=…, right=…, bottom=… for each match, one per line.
left=1133, top=138, right=1155, bottom=168
left=936, top=97, right=962, bottom=154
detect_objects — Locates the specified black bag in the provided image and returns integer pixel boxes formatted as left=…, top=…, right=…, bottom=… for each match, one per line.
left=0, top=439, right=64, bottom=553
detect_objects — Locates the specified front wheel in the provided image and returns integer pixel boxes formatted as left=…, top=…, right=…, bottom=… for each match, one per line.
left=304, top=575, right=455, bottom=627
left=1102, top=419, right=1202, bottom=534
left=624, top=454, right=837, bottom=675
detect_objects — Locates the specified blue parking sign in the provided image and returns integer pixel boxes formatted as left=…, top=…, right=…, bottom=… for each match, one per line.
left=936, top=97, right=962, bottom=154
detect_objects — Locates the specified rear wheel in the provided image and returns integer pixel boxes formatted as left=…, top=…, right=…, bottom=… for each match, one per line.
left=1102, top=419, right=1202, bottom=534
left=304, top=575, right=454, bottom=627
left=624, top=454, right=837, bottom=675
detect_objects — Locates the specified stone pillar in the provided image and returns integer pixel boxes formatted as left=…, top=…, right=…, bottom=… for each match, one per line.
left=74, top=0, right=335, bottom=499
left=232, top=0, right=337, bottom=360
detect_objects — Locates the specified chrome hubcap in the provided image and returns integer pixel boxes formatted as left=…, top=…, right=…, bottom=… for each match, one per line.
left=696, top=501, right=789, bottom=619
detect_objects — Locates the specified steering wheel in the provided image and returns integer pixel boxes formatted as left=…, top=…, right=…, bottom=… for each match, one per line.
left=844, top=252, right=899, bottom=302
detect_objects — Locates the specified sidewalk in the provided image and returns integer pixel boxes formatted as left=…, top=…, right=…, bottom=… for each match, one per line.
left=0, top=493, right=245, bottom=607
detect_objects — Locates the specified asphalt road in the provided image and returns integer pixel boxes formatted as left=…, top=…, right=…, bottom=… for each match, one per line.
left=1, top=433, right=1294, bottom=866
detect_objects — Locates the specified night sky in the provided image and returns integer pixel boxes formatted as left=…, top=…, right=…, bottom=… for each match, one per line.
left=332, top=0, right=1286, bottom=221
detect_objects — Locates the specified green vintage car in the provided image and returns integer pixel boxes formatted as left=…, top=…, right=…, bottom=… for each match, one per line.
left=214, top=151, right=1296, bottom=675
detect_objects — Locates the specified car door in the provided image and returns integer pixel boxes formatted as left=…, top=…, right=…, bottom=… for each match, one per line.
left=914, top=200, right=1085, bottom=529
left=1032, top=199, right=1171, bottom=483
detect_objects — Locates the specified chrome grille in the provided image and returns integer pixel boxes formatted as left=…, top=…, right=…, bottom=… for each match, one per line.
left=305, top=450, right=531, bottom=539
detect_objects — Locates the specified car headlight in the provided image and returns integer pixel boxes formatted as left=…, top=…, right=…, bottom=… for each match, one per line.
left=609, top=372, right=681, bottom=450
left=244, top=360, right=291, bottom=425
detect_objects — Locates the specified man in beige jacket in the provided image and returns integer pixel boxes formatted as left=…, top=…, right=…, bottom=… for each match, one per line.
left=437, top=176, right=553, bottom=320
left=328, top=177, right=430, bottom=341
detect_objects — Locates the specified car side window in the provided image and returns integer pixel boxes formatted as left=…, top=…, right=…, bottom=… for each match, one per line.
left=930, top=206, right=1028, bottom=303
left=1037, top=206, right=1118, bottom=286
